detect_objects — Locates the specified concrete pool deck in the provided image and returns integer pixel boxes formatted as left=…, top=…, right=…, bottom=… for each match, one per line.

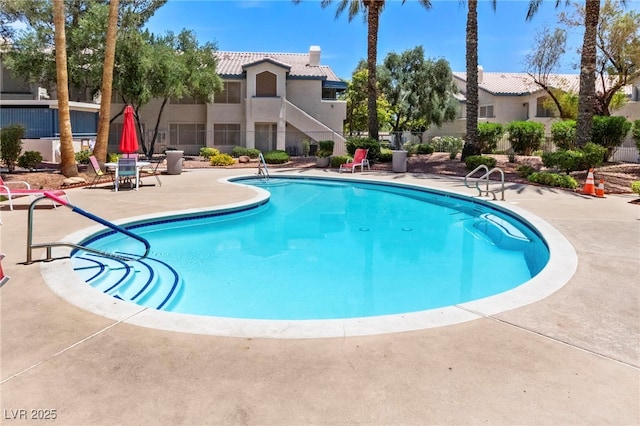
left=1, top=167, right=638, bottom=425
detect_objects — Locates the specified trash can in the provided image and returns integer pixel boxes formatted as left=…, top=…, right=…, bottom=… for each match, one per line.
left=392, top=150, right=407, bottom=173
left=166, top=150, right=184, bottom=175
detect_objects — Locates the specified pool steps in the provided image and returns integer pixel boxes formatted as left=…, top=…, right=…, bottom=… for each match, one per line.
left=73, top=253, right=182, bottom=310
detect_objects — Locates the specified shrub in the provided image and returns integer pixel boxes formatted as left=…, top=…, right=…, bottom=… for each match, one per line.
left=464, top=155, right=497, bottom=171
left=591, top=115, right=632, bottom=161
left=378, top=148, right=393, bottom=162
left=631, top=181, right=640, bottom=196
left=314, top=140, right=334, bottom=158
left=301, top=139, right=311, bottom=157
left=0, top=124, right=25, bottom=172
left=477, top=122, right=504, bottom=153
left=541, top=143, right=605, bottom=173
left=528, top=172, right=578, bottom=189
left=18, top=151, right=43, bottom=171
left=209, top=153, right=235, bottom=166
left=75, top=149, right=91, bottom=164
left=551, top=120, right=576, bottom=150
left=231, top=147, right=261, bottom=158
left=415, top=143, right=435, bottom=155
left=331, top=155, right=350, bottom=168
left=107, top=152, right=121, bottom=163
left=506, top=121, right=544, bottom=155
left=345, top=137, right=381, bottom=160
left=263, top=150, right=290, bottom=164
left=432, top=136, right=464, bottom=159
left=516, top=164, right=536, bottom=178
left=200, top=147, right=220, bottom=159
left=632, top=120, right=640, bottom=151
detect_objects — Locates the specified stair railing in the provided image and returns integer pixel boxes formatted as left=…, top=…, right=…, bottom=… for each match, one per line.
left=25, top=192, right=151, bottom=265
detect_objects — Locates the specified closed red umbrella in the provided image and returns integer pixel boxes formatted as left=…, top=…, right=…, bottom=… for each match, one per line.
left=119, top=105, right=139, bottom=155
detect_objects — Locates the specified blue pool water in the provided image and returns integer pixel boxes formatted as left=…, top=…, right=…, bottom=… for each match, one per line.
left=72, top=177, right=549, bottom=320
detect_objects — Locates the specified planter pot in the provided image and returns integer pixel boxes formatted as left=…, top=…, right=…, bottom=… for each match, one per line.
left=315, top=156, right=330, bottom=168
left=392, top=150, right=408, bottom=173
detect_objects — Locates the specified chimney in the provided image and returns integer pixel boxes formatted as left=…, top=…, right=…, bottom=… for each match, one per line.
left=309, top=45, right=321, bottom=67
left=477, top=65, right=484, bottom=84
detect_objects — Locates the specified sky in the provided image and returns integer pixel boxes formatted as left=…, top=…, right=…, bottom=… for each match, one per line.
left=145, top=0, right=640, bottom=81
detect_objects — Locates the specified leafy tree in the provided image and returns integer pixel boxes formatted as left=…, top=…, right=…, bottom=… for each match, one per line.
left=2, top=1, right=166, bottom=100
left=560, top=0, right=640, bottom=116
left=591, top=115, right=631, bottom=161
left=113, top=29, right=223, bottom=157
left=378, top=47, right=458, bottom=139
left=524, top=26, right=577, bottom=119
left=0, top=125, right=25, bottom=172
left=297, top=0, right=432, bottom=140
left=344, top=64, right=391, bottom=135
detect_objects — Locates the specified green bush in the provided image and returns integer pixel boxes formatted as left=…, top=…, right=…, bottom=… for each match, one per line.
left=631, top=181, right=640, bottom=196
left=477, top=122, right=504, bottom=153
left=107, top=152, right=121, bottom=163
left=528, top=172, right=578, bottom=189
left=516, top=164, right=536, bottom=178
left=209, top=153, right=235, bottom=166
left=591, top=115, right=632, bottom=161
left=432, top=136, right=464, bottom=159
left=18, top=150, right=43, bottom=171
left=263, top=150, right=290, bottom=164
left=378, top=148, right=393, bottom=162
left=506, top=121, right=545, bottom=155
left=551, top=120, right=577, bottom=150
left=301, top=139, right=310, bottom=157
left=507, top=121, right=545, bottom=155
left=415, top=143, right=435, bottom=155
left=75, top=149, right=91, bottom=164
left=632, top=120, right=640, bottom=151
left=200, top=147, right=220, bottom=159
left=541, top=143, right=606, bottom=173
left=464, top=155, right=497, bottom=171
left=231, top=147, right=261, bottom=158
left=345, top=137, right=381, bottom=160
left=331, top=155, right=350, bottom=167
left=1, top=124, right=25, bottom=172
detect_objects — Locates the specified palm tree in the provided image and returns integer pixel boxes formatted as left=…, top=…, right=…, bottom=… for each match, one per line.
left=527, top=0, right=602, bottom=147
left=461, top=0, right=496, bottom=160
left=93, top=0, right=120, bottom=165
left=297, top=0, right=432, bottom=141
left=53, top=0, right=78, bottom=177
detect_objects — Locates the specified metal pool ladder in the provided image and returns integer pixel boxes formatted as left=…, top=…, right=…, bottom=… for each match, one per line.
left=464, top=165, right=505, bottom=201
left=257, top=152, right=270, bottom=181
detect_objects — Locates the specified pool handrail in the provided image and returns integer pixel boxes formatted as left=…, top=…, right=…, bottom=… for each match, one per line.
left=25, top=192, right=151, bottom=265
left=257, top=152, right=270, bottom=180
left=464, top=165, right=505, bottom=201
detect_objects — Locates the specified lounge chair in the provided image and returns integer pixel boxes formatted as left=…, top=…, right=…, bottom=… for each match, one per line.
left=89, top=155, right=113, bottom=188
left=339, top=148, right=370, bottom=173
left=0, top=175, right=69, bottom=210
left=114, top=157, right=139, bottom=191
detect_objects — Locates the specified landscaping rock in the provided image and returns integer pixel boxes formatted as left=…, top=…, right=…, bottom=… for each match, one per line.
left=238, top=156, right=250, bottom=163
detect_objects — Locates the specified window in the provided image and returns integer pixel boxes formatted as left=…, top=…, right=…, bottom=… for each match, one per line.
left=479, top=105, right=494, bottom=118
left=214, top=82, right=241, bottom=104
left=256, top=71, right=277, bottom=97
left=213, top=124, right=241, bottom=146
left=536, top=96, right=556, bottom=118
left=169, top=123, right=206, bottom=146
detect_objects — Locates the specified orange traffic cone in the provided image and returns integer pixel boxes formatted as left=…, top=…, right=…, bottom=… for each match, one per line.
left=595, top=179, right=606, bottom=198
left=582, top=168, right=596, bottom=196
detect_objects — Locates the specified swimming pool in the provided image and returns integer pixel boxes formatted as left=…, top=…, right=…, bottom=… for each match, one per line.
left=45, top=173, right=576, bottom=338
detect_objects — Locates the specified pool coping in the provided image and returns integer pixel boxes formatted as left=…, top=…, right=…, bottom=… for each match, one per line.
left=40, top=173, right=578, bottom=339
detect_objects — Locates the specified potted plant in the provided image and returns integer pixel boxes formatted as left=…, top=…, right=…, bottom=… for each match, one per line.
left=315, top=140, right=334, bottom=167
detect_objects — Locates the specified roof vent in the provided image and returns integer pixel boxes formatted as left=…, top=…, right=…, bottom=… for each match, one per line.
left=309, top=45, right=321, bottom=67
left=478, top=65, right=484, bottom=84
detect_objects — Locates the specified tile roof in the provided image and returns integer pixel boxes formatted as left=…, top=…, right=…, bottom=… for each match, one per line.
left=453, top=72, right=581, bottom=95
left=215, top=51, right=342, bottom=82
